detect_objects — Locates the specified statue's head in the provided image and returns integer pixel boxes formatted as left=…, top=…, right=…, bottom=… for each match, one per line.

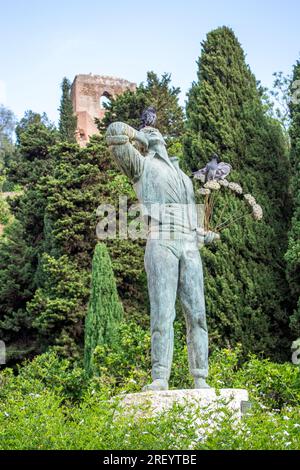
left=140, top=126, right=166, bottom=149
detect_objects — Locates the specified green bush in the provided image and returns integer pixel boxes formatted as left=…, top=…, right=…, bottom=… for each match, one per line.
left=0, top=351, right=85, bottom=402
left=0, top=346, right=299, bottom=450
left=0, top=376, right=299, bottom=450
left=209, top=347, right=300, bottom=409
left=197, top=404, right=300, bottom=450
left=90, top=320, right=151, bottom=392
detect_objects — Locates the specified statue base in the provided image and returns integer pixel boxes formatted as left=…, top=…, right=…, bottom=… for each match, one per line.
left=120, top=388, right=250, bottom=424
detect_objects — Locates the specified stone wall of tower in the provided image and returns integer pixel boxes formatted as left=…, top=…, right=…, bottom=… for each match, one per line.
left=71, top=74, right=136, bottom=146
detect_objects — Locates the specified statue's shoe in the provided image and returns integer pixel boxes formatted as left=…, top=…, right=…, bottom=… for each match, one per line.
left=194, top=378, right=211, bottom=389
left=142, top=379, right=169, bottom=392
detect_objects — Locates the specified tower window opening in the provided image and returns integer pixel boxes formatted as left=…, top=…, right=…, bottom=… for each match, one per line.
left=100, top=92, right=111, bottom=109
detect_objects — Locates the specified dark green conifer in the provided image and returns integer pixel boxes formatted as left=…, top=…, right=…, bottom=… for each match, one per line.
left=84, top=242, right=123, bottom=376
left=58, top=78, right=77, bottom=143
left=184, top=27, right=291, bottom=358
left=285, top=59, right=300, bottom=337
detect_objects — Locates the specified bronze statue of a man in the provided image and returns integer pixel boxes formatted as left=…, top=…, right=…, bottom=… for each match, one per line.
left=106, top=111, right=219, bottom=391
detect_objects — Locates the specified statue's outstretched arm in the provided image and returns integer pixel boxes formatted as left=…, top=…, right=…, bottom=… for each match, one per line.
left=106, top=122, right=148, bottom=182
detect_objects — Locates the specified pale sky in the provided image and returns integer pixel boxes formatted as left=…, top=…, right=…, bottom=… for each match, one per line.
left=1, top=0, right=300, bottom=123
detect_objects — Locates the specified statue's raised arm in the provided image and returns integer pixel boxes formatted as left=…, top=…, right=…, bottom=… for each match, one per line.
left=106, top=121, right=149, bottom=182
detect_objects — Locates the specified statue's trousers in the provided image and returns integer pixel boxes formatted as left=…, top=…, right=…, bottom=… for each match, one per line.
left=144, top=232, right=208, bottom=382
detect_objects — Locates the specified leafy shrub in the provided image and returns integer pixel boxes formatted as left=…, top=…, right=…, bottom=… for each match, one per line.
left=0, top=351, right=85, bottom=402
left=0, top=378, right=299, bottom=450
left=91, top=320, right=151, bottom=392
left=0, top=386, right=67, bottom=450
left=0, top=346, right=299, bottom=450
left=209, top=348, right=300, bottom=409
left=196, top=404, right=300, bottom=450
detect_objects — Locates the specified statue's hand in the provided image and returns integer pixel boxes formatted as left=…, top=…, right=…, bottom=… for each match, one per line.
left=107, top=121, right=136, bottom=139
left=205, top=231, right=220, bottom=244
left=106, top=122, right=148, bottom=153
left=106, top=135, right=129, bottom=146
left=196, top=228, right=220, bottom=247
left=133, top=130, right=148, bottom=153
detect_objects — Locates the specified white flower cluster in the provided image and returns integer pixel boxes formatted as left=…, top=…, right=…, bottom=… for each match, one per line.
left=204, top=180, right=221, bottom=190
left=244, top=193, right=256, bottom=206
left=228, top=182, right=243, bottom=194
left=219, top=179, right=229, bottom=187
left=243, top=193, right=263, bottom=220
left=198, top=188, right=211, bottom=195
left=252, top=204, right=263, bottom=221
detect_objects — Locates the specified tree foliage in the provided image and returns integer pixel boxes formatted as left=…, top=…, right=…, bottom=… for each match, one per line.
left=0, top=127, right=146, bottom=361
left=285, top=59, right=300, bottom=337
left=0, top=113, right=58, bottom=361
left=98, top=71, right=185, bottom=139
left=184, top=27, right=291, bottom=358
left=0, top=105, right=16, bottom=184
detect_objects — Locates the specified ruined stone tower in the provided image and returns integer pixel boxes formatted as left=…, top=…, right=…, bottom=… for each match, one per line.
left=71, top=74, right=136, bottom=146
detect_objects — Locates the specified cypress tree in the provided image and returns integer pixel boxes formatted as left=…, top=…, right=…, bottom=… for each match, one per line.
left=58, top=78, right=77, bottom=143
left=285, top=59, right=300, bottom=337
left=184, top=27, right=291, bottom=358
left=84, top=242, right=123, bottom=377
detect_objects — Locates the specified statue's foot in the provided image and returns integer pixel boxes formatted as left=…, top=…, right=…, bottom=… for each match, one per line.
left=194, top=378, right=211, bottom=389
left=142, top=379, right=169, bottom=392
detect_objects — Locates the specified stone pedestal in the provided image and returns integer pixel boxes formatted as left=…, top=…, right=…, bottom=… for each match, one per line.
left=120, top=388, right=249, bottom=424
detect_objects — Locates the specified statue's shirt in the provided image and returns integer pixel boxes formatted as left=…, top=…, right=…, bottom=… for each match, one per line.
left=112, top=143, right=199, bottom=236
